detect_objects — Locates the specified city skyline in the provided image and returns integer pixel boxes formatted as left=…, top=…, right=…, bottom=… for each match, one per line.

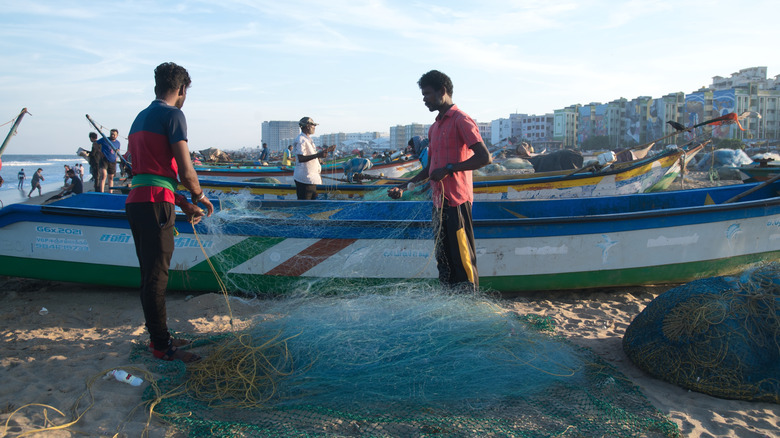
left=1, top=0, right=779, bottom=155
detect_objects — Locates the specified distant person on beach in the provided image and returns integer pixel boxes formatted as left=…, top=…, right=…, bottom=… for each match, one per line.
left=97, top=129, right=120, bottom=193
left=293, top=117, right=333, bottom=200
left=17, top=168, right=25, bottom=189
left=125, top=61, right=213, bottom=364
left=28, top=168, right=44, bottom=197
left=88, top=132, right=101, bottom=183
left=387, top=70, right=491, bottom=290
left=283, top=144, right=294, bottom=166
left=63, top=165, right=71, bottom=187
left=259, top=143, right=269, bottom=163
left=48, top=168, right=83, bottom=201
left=409, top=135, right=429, bottom=168
left=119, top=151, right=131, bottom=179
left=77, top=163, right=85, bottom=181
left=342, top=157, right=373, bottom=182
left=87, top=132, right=103, bottom=183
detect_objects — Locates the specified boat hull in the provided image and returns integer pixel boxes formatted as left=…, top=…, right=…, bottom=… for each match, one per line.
left=195, top=147, right=701, bottom=201
left=1, top=182, right=779, bottom=294
left=195, top=158, right=421, bottom=180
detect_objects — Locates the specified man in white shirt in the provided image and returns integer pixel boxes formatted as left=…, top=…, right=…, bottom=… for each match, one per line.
left=293, top=116, right=333, bottom=200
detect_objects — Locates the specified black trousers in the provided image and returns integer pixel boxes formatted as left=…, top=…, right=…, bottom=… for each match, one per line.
left=126, top=202, right=175, bottom=349
left=433, top=201, right=479, bottom=289
left=295, top=180, right=318, bottom=200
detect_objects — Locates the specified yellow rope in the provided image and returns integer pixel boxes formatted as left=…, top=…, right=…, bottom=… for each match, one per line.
left=190, top=218, right=234, bottom=327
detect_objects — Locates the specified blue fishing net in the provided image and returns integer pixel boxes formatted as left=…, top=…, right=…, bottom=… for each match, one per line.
left=139, top=284, right=679, bottom=437
left=623, top=263, right=780, bottom=403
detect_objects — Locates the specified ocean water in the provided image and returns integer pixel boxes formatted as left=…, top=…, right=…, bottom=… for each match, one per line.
left=0, top=154, right=89, bottom=206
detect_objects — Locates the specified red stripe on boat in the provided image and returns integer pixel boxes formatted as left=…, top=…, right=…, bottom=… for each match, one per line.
left=266, top=239, right=357, bottom=276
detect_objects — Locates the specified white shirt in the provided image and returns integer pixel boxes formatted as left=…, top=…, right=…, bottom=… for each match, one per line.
left=292, top=132, right=321, bottom=185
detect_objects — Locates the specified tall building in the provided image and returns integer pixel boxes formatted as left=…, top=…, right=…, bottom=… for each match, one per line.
left=491, top=118, right=512, bottom=146
left=318, top=132, right=347, bottom=147
left=707, top=67, right=780, bottom=142
left=389, top=123, right=428, bottom=151
left=261, top=121, right=300, bottom=153
left=476, top=122, right=491, bottom=146
left=553, top=105, right=580, bottom=148
left=514, top=113, right=555, bottom=147
left=544, top=66, right=778, bottom=150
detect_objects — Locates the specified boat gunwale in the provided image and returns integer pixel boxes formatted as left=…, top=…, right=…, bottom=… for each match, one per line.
left=11, top=181, right=778, bottom=235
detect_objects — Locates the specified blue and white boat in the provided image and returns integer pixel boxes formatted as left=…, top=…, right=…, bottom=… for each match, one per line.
left=0, top=180, right=778, bottom=293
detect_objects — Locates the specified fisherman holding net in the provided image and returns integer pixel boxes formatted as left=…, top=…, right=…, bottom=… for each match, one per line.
left=388, top=70, right=491, bottom=290
left=125, top=62, right=214, bottom=363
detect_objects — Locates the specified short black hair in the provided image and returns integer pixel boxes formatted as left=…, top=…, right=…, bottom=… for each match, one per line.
left=89, top=132, right=98, bottom=140
left=154, top=62, right=191, bottom=96
left=418, top=70, right=453, bottom=96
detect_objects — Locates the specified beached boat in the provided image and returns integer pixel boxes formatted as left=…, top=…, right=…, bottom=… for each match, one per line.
left=194, top=155, right=421, bottom=182
left=732, top=164, right=780, bottom=182
left=192, top=145, right=703, bottom=200
left=0, top=180, right=778, bottom=293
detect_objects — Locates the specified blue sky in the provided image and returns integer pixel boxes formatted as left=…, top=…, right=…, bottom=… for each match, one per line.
left=1, top=0, right=778, bottom=154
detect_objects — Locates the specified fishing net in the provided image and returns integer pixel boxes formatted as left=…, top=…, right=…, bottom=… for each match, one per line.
left=135, top=285, right=679, bottom=437
left=623, top=262, right=780, bottom=403
left=196, top=192, right=437, bottom=295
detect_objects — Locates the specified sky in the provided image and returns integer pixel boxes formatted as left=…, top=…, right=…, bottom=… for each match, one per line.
left=1, top=0, right=778, bottom=155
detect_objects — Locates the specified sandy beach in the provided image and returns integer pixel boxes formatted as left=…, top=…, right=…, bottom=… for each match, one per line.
left=1, top=172, right=778, bottom=437
left=0, top=279, right=778, bottom=437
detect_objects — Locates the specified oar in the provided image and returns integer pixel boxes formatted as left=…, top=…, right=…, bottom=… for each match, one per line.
left=322, top=174, right=407, bottom=184
left=723, top=172, right=780, bottom=204
left=85, top=114, right=133, bottom=173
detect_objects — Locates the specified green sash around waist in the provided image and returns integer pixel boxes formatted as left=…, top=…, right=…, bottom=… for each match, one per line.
left=131, top=174, right=178, bottom=193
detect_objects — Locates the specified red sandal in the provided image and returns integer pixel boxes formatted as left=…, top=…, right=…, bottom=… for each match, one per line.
left=148, top=338, right=191, bottom=352
left=152, top=344, right=201, bottom=363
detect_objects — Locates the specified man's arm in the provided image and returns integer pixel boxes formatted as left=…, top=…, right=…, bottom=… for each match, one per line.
left=298, top=145, right=336, bottom=163
left=429, top=141, right=491, bottom=182
left=387, top=159, right=431, bottom=199
left=171, top=140, right=214, bottom=223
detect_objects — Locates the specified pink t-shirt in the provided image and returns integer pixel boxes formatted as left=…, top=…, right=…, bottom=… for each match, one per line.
left=427, top=105, right=483, bottom=207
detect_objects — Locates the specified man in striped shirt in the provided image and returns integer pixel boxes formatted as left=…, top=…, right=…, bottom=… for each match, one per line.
left=126, top=62, right=213, bottom=363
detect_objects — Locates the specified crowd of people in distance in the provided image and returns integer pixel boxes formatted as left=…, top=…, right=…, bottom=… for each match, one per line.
left=19, top=163, right=86, bottom=199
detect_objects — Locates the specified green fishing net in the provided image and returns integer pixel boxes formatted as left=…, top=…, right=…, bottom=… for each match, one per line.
left=624, top=263, right=780, bottom=403
left=133, top=284, right=679, bottom=437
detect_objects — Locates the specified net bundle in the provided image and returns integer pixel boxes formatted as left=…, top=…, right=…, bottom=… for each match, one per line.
left=623, top=262, right=780, bottom=403
left=142, top=285, right=679, bottom=437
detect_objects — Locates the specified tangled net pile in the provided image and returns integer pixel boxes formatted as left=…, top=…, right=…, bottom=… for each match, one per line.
left=141, top=284, right=679, bottom=437
left=623, top=262, right=780, bottom=403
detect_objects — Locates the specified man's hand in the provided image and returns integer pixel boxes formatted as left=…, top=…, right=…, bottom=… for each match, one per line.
left=182, top=197, right=214, bottom=225
left=320, top=145, right=336, bottom=159
left=429, top=166, right=450, bottom=182
left=387, top=186, right=404, bottom=199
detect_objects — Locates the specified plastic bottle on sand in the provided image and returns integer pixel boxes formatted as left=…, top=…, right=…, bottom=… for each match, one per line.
left=106, top=369, right=143, bottom=386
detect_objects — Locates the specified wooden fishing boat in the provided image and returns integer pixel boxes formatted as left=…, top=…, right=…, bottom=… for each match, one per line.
left=192, top=145, right=703, bottom=201
left=194, top=155, right=421, bottom=182
left=0, top=180, right=778, bottom=293
left=732, top=164, right=780, bottom=182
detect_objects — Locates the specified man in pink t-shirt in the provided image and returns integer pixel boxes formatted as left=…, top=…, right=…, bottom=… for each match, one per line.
left=388, top=70, right=491, bottom=289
